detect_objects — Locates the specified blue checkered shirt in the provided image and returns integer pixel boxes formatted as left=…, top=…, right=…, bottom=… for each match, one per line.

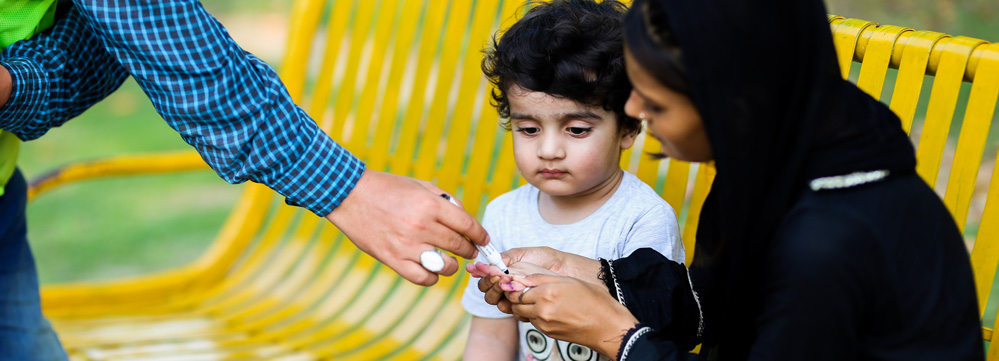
left=0, top=1, right=365, bottom=216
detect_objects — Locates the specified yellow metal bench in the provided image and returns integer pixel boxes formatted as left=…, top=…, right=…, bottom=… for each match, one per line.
left=29, top=0, right=999, bottom=359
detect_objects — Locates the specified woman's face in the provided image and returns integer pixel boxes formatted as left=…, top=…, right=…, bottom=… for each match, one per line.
left=623, top=48, right=713, bottom=162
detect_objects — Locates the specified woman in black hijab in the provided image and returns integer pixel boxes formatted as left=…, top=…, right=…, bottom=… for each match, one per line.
left=475, top=0, right=984, bottom=359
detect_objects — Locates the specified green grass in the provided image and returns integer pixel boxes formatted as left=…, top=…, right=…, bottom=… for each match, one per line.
left=18, top=0, right=295, bottom=285
left=20, top=79, right=240, bottom=285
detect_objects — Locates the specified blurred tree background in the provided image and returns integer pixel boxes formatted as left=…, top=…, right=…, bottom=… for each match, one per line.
left=21, top=0, right=294, bottom=284
left=19, top=0, right=998, bottom=285
left=827, top=0, right=997, bottom=40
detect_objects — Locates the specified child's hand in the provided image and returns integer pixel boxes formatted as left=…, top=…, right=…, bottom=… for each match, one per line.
left=466, top=261, right=516, bottom=282
left=467, top=261, right=522, bottom=314
left=496, top=262, right=559, bottom=292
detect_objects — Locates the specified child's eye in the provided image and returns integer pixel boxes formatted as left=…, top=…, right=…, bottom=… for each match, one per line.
left=567, top=127, right=592, bottom=136
left=516, top=127, right=540, bottom=135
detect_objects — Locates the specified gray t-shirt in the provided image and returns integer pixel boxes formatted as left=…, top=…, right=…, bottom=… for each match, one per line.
left=461, top=171, right=683, bottom=361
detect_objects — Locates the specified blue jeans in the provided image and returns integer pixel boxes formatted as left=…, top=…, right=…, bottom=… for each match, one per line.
left=0, top=169, right=68, bottom=361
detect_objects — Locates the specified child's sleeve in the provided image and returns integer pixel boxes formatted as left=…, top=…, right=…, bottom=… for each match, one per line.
left=622, top=203, right=685, bottom=264
left=460, top=203, right=512, bottom=319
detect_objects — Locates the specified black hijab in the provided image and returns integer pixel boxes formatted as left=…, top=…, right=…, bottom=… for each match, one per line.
left=626, top=0, right=916, bottom=358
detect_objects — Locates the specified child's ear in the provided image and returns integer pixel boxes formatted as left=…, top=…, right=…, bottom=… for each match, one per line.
left=620, top=129, right=638, bottom=150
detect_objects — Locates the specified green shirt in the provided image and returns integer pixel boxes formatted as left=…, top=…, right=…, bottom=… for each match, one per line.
left=0, top=0, right=57, bottom=196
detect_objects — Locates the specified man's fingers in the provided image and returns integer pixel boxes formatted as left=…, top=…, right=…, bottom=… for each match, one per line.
left=437, top=203, right=490, bottom=248
left=415, top=246, right=459, bottom=276
left=395, top=260, right=440, bottom=286
left=413, top=180, right=487, bottom=255
left=429, top=220, right=478, bottom=259
left=416, top=179, right=447, bottom=195
left=437, top=253, right=459, bottom=277
left=324, top=171, right=487, bottom=287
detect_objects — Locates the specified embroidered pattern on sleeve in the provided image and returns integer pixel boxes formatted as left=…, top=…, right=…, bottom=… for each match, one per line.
left=607, top=260, right=625, bottom=307
left=618, top=326, right=651, bottom=361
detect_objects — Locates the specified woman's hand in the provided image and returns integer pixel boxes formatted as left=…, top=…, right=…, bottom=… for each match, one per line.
left=471, top=247, right=607, bottom=314
left=501, top=247, right=602, bottom=281
left=504, top=274, right=639, bottom=359
left=468, top=260, right=560, bottom=314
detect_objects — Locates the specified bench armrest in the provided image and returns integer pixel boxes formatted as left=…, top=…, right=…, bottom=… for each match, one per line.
left=28, top=150, right=210, bottom=201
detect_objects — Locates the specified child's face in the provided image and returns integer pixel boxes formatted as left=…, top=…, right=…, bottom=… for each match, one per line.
left=508, top=85, right=637, bottom=198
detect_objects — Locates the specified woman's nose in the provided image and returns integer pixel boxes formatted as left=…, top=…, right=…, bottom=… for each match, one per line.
left=624, top=91, right=642, bottom=119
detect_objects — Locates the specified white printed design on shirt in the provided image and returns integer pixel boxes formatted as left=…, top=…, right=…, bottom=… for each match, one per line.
left=520, top=323, right=605, bottom=361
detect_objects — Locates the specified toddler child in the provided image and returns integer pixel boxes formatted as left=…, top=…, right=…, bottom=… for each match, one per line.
left=460, top=1, right=685, bottom=360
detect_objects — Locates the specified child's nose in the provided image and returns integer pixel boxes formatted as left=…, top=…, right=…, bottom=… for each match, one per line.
left=537, top=134, right=566, bottom=160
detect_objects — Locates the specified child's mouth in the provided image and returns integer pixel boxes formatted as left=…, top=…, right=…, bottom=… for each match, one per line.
left=539, top=169, right=567, bottom=178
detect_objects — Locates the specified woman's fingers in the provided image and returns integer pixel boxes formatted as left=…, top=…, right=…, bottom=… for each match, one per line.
left=501, top=247, right=561, bottom=272
left=502, top=273, right=566, bottom=306
left=501, top=247, right=529, bottom=267
left=508, top=278, right=557, bottom=323
left=502, top=274, right=639, bottom=354
left=500, top=247, right=601, bottom=279
left=508, top=261, right=560, bottom=278
left=512, top=273, right=560, bottom=290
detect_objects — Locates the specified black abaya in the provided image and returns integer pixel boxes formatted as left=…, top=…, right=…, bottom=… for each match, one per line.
left=610, top=0, right=984, bottom=359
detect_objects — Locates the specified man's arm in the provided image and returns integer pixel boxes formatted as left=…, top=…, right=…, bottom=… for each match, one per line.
left=55, top=0, right=486, bottom=285
left=0, top=5, right=129, bottom=140
left=0, top=65, right=10, bottom=109
left=70, top=0, right=360, bottom=216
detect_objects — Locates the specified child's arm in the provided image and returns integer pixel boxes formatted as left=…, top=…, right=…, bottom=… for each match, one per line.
left=463, top=316, right=519, bottom=361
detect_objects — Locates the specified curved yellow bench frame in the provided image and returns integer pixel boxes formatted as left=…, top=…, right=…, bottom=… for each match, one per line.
left=29, top=1, right=999, bottom=360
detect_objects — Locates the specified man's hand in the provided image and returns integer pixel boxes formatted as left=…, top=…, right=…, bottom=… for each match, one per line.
left=1, top=65, right=11, bottom=109
left=325, top=169, right=489, bottom=286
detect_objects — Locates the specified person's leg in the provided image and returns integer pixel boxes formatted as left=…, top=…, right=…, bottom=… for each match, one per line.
left=0, top=169, right=68, bottom=361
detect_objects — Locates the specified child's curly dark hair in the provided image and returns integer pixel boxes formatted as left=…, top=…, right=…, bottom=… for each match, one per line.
left=483, top=0, right=638, bottom=134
